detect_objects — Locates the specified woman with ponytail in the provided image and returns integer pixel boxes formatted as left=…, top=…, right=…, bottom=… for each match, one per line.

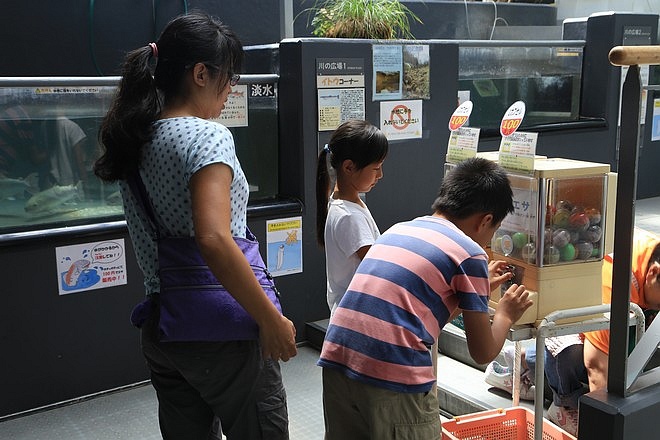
left=95, top=12, right=295, bottom=440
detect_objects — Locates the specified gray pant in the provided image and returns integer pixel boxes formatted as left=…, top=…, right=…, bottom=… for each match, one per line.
left=141, top=308, right=289, bottom=440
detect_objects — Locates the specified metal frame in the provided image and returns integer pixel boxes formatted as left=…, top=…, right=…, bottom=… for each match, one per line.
left=506, top=304, right=645, bottom=440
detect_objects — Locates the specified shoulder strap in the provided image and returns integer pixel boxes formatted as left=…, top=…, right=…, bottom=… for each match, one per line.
left=126, top=172, right=160, bottom=237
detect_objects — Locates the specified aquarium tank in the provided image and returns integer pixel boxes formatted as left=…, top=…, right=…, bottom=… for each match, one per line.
left=0, top=75, right=279, bottom=236
left=458, top=41, right=584, bottom=132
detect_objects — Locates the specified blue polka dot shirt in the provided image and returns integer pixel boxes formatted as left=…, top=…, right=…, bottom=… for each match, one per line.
left=120, top=117, right=248, bottom=295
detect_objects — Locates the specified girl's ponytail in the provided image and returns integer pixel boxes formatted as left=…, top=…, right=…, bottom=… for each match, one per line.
left=316, top=145, right=332, bottom=247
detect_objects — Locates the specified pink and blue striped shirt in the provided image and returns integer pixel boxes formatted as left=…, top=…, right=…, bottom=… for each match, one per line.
left=318, top=215, right=490, bottom=393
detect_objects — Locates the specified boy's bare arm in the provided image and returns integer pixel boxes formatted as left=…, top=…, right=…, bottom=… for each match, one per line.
left=462, top=284, right=532, bottom=365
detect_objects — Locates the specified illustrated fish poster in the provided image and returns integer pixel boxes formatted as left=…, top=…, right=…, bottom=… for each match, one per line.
left=212, top=84, right=248, bottom=127
left=266, top=216, right=303, bottom=277
left=55, top=239, right=128, bottom=295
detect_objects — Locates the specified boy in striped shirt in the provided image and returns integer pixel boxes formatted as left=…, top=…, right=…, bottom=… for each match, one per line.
left=319, top=157, right=533, bottom=439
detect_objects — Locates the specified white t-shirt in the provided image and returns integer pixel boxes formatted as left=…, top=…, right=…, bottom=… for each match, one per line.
left=49, top=117, right=87, bottom=185
left=324, top=196, right=380, bottom=313
left=120, top=117, right=248, bottom=295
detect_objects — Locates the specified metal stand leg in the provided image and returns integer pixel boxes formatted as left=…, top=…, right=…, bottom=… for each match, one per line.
left=534, top=334, right=546, bottom=440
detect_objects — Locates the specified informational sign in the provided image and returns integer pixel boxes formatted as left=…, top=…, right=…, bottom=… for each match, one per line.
left=501, top=187, right=538, bottom=235
left=34, top=86, right=103, bottom=95
left=318, top=88, right=366, bottom=131
left=55, top=239, right=127, bottom=295
left=316, top=58, right=366, bottom=131
left=316, top=60, right=365, bottom=89
left=214, top=84, right=248, bottom=127
left=373, top=45, right=403, bottom=101
left=652, top=98, right=660, bottom=142
left=316, top=58, right=365, bottom=87
left=266, top=216, right=303, bottom=277
left=447, top=127, right=480, bottom=163
left=499, top=131, right=538, bottom=173
left=380, top=100, right=423, bottom=140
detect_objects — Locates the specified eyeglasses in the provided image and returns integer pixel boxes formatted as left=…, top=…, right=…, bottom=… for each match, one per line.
left=229, top=74, right=240, bottom=87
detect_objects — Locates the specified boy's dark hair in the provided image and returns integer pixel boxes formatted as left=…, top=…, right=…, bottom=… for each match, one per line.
left=650, top=243, right=660, bottom=266
left=315, top=119, right=388, bottom=247
left=431, top=157, right=514, bottom=225
left=651, top=243, right=660, bottom=283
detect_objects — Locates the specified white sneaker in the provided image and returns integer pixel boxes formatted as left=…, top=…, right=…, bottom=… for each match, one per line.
left=484, top=361, right=536, bottom=401
left=547, top=402, right=578, bottom=437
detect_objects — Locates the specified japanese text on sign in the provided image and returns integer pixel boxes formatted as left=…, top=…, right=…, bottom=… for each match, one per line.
left=250, top=83, right=275, bottom=97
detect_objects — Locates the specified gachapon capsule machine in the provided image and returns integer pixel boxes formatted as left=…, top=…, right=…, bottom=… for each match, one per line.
left=489, top=157, right=616, bottom=326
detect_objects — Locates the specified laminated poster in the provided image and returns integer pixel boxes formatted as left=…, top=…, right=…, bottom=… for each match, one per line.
left=318, top=88, right=366, bottom=131
left=266, top=217, right=303, bottom=277
left=653, top=98, right=660, bottom=142
left=373, top=45, right=403, bottom=101
left=316, top=58, right=366, bottom=131
left=402, top=45, right=430, bottom=100
left=380, top=100, right=423, bottom=141
left=214, top=84, right=248, bottom=127
left=55, top=239, right=127, bottom=295
left=499, top=131, right=538, bottom=174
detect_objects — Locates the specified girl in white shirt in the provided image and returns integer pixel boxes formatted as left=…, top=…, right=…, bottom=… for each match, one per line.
left=315, top=120, right=388, bottom=314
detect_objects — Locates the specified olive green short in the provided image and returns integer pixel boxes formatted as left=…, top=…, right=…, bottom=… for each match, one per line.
left=322, top=367, right=441, bottom=440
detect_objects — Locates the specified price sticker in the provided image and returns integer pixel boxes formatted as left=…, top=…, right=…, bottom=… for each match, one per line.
left=500, top=101, right=526, bottom=137
left=449, top=100, right=473, bottom=131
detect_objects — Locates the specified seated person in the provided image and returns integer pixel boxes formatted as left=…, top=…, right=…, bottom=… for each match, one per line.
left=485, top=227, right=660, bottom=437
left=583, top=228, right=660, bottom=391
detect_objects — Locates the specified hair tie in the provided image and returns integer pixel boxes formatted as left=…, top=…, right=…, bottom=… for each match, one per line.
left=323, top=144, right=331, bottom=154
left=148, top=42, right=158, bottom=58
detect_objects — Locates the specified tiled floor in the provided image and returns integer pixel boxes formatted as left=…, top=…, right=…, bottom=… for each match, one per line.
left=0, top=345, right=325, bottom=440
left=1, top=197, right=658, bottom=440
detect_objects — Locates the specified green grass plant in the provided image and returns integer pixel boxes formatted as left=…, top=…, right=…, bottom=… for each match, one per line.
left=302, top=0, right=422, bottom=39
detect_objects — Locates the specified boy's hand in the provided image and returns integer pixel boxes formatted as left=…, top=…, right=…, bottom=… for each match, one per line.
left=497, top=284, right=533, bottom=325
left=488, top=260, right=513, bottom=292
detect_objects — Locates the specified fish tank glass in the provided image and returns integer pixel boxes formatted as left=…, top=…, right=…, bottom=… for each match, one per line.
left=458, top=41, right=584, bottom=131
left=0, top=76, right=279, bottom=236
left=0, top=78, right=122, bottom=235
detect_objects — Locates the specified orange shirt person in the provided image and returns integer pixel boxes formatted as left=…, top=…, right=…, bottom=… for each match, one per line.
left=583, top=228, right=660, bottom=391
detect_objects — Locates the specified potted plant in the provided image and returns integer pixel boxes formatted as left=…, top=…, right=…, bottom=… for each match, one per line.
left=303, top=0, right=422, bottom=40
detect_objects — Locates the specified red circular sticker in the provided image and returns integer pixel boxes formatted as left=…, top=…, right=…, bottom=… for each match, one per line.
left=449, top=101, right=473, bottom=131
left=500, top=101, right=526, bottom=137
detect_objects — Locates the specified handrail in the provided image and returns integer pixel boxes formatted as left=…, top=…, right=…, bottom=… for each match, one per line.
left=609, top=45, right=660, bottom=66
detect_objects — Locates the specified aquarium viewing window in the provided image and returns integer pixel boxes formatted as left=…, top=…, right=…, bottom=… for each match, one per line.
left=0, top=75, right=280, bottom=238
left=458, top=41, right=585, bottom=131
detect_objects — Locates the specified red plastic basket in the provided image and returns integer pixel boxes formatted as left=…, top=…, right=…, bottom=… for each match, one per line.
left=441, top=407, right=576, bottom=440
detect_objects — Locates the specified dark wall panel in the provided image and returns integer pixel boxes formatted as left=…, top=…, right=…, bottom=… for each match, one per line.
left=0, top=230, right=148, bottom=417
left=0, top=0, right=282, bottom=76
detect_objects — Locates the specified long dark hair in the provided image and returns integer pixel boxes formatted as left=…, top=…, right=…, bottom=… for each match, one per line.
left=315, top=120, right=388, bottom=247
left=94, top=11, right=243, bottom=182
